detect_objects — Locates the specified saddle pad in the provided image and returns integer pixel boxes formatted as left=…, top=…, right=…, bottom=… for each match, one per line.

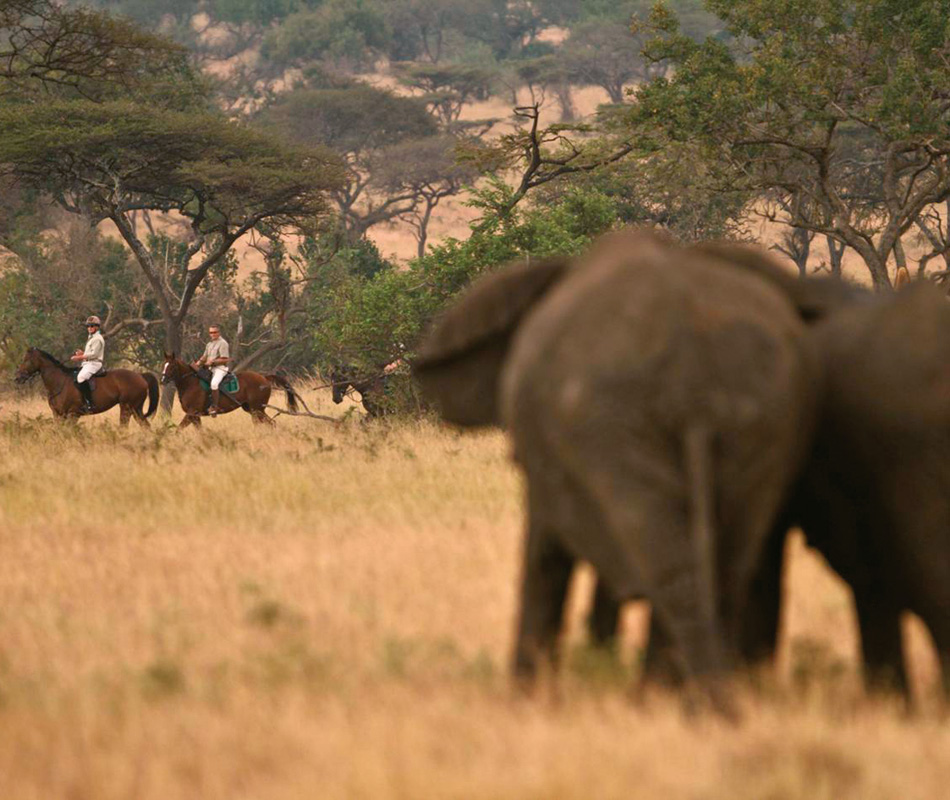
left=199, top=373, right=239, bottom=393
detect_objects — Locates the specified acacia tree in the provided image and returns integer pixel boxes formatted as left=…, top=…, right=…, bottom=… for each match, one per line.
left=509, top=55, right=576, bottom=121
left=382, top=0, right=472, bottom=63
left=0, top=98, right=342, bottom=404
left=394, top=62, right=497, bottom=127
left=255, top=84, right=440, bottom=236
left=370, top=135, right=477, bottom=257
left=631, top=0, right=950, bottom=289
left=0, top=0, right=187, bottom=97
left=562, top=19, right=663, bottom=104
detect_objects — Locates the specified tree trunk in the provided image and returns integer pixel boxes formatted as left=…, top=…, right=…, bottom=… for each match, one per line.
left=893, top=237, right=908, bottom=273
left=231, top=314, right=244, bottom=368
left=825, top=236, right=844, bottom=277
left=867, top=256, right=892, bottom=290
left=160, top=316, right=182, bottom=413
left=416, top=199, right=436, bottom=259
left=555, top=83, right=575, bottom=121
left=787, top=226, right=812, bottom=277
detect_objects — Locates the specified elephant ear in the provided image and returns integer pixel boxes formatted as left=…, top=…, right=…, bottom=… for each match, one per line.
left=692, top=241, right=868, bottom=320
left=413, top=258, right=570, bottom=427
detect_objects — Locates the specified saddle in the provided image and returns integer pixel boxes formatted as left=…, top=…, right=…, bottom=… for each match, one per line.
left=197, top=368, right=239, bottom=395
left=70, top=365, right=107, bottom=391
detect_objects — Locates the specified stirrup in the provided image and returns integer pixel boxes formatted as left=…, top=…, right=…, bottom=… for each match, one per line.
left=208, top=406, right=219, bottom=417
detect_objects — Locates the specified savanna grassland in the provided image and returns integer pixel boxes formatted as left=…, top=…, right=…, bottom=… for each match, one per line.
left=0, top=390, right=948, bottom=800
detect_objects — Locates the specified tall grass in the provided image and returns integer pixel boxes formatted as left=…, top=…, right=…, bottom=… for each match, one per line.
left=0, top=391, right=946, bottom=799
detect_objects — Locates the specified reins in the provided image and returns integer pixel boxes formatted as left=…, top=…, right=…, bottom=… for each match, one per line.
left=166, top=359, right=199, bottom=387
left=30, top=352, right=73, bottom=402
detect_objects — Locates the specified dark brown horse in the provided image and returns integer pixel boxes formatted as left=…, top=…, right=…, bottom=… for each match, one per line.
left=160, top=353, right=298, bottom=428
left=328, top=365, right=391, bottom=418
left=14, top=347, right=158, bottom=426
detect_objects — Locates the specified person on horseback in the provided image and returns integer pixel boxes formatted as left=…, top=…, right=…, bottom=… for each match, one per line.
left=192, top=324, right=230, bottom=417
left=70, top=315, right=105, bottom=412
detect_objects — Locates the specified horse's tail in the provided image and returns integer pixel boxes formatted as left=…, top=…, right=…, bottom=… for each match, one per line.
left=143, top=372, right=159, bottom=418
left=267, top=372, right=298, bottom=412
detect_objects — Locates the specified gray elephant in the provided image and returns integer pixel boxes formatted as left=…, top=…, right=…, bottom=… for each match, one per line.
left=414, top=229, right=824, bottom=706
left=786, top=282, right=950, bottom=697
left=575, top=268, right=950, bottom=703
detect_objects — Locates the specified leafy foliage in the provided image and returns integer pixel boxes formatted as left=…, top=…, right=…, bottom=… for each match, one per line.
left=3, top=0, right=193, bottom=100
left=306, top=186, right=621, bottom=412
left=628, top=0, right=950, bottom=287
left=261, top=0, right=389, bottom=72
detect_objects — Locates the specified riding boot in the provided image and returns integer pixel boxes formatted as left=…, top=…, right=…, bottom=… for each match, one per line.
left=77, top=380, right=94, bottom=413
left=209, top=388, right=220, bottom=417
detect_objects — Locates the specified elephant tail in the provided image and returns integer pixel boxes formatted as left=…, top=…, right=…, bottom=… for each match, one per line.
left=143, top=372, right=159, bottom=418
left=684, top=424, right=723, bottom=667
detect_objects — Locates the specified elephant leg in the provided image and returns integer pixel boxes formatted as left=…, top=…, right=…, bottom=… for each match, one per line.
left=853, top=588, right=906, bottom=695
left=643, top=611, right=682, bottom=686
left=588, top=578, right=621, bottom=649
left=592, top=431, right=738, bottom=719
left=513, top=521, right=575, bottom=685
left=737, top=524, right=787, bottom=665
left=933, top=626, right=950, bottom=701
left=915, top=608, right=950, bottom=702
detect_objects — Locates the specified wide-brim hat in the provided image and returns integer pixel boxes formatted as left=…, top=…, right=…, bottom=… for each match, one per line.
left=84, top=315, right=101, bottom=326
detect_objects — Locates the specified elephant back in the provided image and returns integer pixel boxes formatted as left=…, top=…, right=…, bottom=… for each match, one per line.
left=692, top=241, right=868, bottom=320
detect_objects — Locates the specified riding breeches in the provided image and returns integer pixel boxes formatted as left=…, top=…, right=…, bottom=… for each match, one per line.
left=77, top=361, right=102, bottom=383
left=210, top=366, right=229, bottom=390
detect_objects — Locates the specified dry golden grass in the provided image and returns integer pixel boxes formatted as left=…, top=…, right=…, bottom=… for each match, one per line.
left=0, top=390, right=947, bottom=799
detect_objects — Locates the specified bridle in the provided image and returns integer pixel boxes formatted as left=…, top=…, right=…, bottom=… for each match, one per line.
left=15, top=349, right=70, bottom=399
left=161, top=357, right=195, bottom=386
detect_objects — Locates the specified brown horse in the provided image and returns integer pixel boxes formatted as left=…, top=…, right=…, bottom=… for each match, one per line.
left=14, top=347, right=159, bottom=426
left=160, top=353, right=298, bottom=428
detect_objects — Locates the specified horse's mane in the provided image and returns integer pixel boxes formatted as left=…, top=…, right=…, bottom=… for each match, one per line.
left=34, top=348, right=71, bottom=371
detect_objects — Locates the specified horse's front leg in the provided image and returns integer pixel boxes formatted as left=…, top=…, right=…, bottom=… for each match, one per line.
left=119, top=405, right=131, bottom=427
left=179, top=414, right=201, bottom=429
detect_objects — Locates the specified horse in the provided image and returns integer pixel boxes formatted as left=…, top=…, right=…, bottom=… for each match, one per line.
left=160, top=353, right=298, bottom=428
left=14, top=347, right=159, bottom=426
left=328, top=365, right=391, bottom=418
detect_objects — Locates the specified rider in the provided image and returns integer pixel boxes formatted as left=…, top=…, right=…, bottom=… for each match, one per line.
left=70, top=315, right=105, bottom=412
left=192, top=324, right=230, bottom=417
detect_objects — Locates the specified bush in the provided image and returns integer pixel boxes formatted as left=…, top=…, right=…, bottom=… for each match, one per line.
left=302, top=186, right=623, bottom=414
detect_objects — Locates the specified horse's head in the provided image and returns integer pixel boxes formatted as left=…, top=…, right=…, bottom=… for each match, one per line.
left=14, top=347, right=41, bottom=384
left=328, top=366, right=351, bottom=404
left=160, top=352, right=181, bottom=385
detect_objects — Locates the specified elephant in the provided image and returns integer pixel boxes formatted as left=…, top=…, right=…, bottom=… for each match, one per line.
left=567, top=267, right=950, bottom=703
left=414, top=229, right=826, bottom=709
left=783, top=282, right=950, bottom=697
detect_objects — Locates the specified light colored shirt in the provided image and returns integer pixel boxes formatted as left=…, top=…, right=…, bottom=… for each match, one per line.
left=83, top=331, right=105, bottom=363
left=202, top=337, right=230, bottom=366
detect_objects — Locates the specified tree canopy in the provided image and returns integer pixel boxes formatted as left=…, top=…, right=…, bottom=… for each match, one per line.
left=1, top=0, right=190, bottom=99
left=0, top=94, right=343, bottom=381
left=628, top=0, right=950, bottom=288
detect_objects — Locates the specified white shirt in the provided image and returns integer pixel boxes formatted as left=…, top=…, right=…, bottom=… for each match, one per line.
left=83, top=331, right=105, bottom=363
